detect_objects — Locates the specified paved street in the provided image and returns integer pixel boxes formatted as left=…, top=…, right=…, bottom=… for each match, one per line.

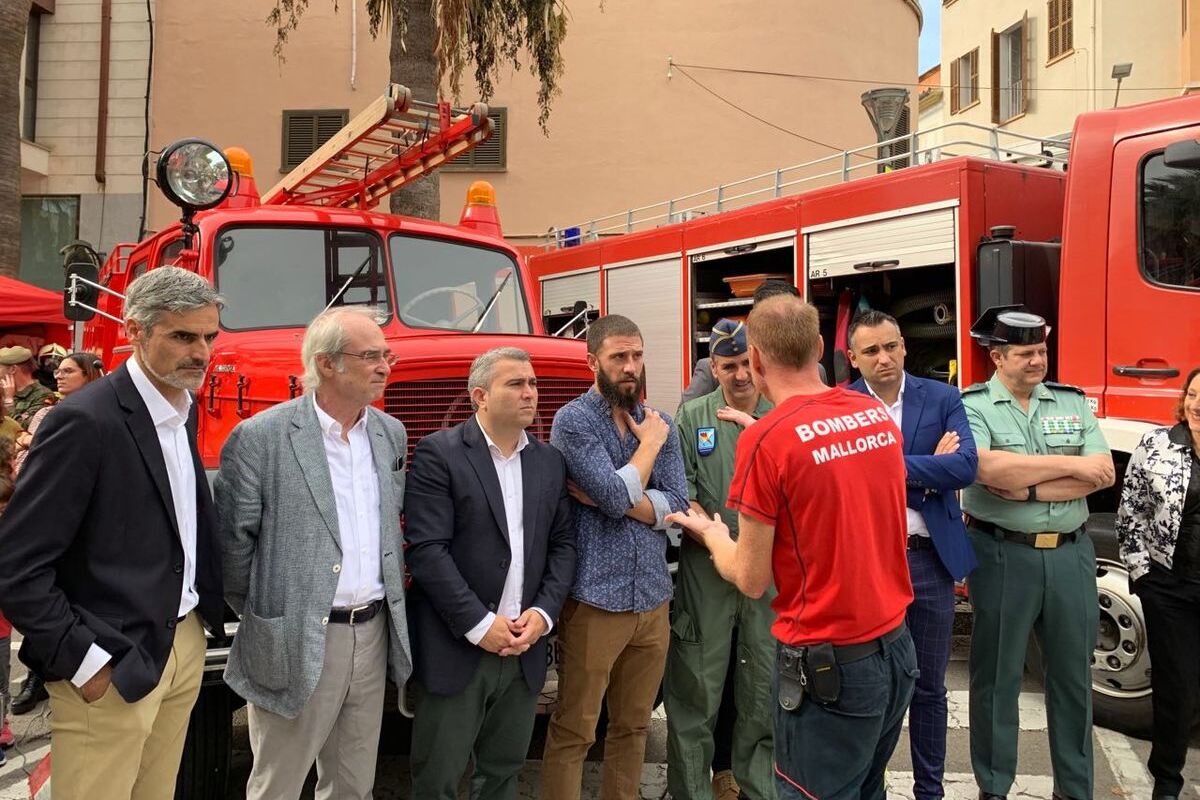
left=1, top=636, right=1197, bottom=799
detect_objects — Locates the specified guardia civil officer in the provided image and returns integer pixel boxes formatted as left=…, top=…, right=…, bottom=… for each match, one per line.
left=961, top=307, right=1114, bottom=800
left=666, top=318, right=776, bottom=800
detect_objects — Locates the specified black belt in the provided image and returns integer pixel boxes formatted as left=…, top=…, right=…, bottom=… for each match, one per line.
left=832, top=622, right=907, bottom=664
left=966, top=516, right=1080, bottom=549
left=906, top=534, right=933, bottom=551
left=328, top=599, right=384, bottom=625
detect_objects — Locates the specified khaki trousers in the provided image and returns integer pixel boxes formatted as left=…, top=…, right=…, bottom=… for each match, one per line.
left=46, top=611, right=205, bottom=800
left=245, top=612, right=387, bottom=800
left=542, top=599, right=670, bottom=800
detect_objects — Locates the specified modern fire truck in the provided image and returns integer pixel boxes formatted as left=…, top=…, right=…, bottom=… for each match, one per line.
left=528, top=93, right=1200, bottom=737
left=64, top=84, right=592, bottom=799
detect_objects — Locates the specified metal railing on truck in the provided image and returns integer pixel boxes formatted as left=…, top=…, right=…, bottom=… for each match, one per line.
left=541, top=121, right=1070, bottom=248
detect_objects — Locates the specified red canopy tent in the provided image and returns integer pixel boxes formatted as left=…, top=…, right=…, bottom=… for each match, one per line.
left=0, top=275, right=71, bottom=350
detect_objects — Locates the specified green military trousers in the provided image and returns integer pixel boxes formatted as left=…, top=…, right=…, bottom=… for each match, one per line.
left=665, top=537, right=778, bottom=800
left=967, top=528, right=1098, bottom=800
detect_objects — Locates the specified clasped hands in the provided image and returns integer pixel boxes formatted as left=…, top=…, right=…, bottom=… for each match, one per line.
left=479, top=608, right=547, bottom=656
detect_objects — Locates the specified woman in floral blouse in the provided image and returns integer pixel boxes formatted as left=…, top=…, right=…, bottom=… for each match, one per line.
left=1116, top=366, right=1200, bottom=800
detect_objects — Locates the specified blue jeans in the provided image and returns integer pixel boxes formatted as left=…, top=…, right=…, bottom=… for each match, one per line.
left=773, top=629, right=918, bottom=800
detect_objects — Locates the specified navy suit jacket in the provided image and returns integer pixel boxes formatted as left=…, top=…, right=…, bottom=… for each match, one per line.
left=404, top=416, right=577, bottom=696
left=850, top=373, right=978, bottom=580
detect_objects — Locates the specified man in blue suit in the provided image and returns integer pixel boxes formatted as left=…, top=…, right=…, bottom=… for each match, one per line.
left=848, top=310, right=978, bottom=800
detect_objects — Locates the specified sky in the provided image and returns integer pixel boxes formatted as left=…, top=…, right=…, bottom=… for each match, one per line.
left=919, top=0, right=941, bottom=73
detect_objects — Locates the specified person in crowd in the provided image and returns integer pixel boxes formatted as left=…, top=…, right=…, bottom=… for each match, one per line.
left=846, top=310, right=978, bottom=800
left=681, top=281, right=826, bottom=406
left=215, top=306, right=410, bottom=800
left=0, top=266, right=225, bottom=800
left=14, top=351, right=106, bottom=474
left=0, top=434, right=14, bottom=763
left=0, top=347, right=55, bottom=430
left=1117, top=366, right=1200, bottom=800
left=7, top=350, right=108, bottom=715
left=666, top=318, right=776, bottom=800
left=34, top=343, right=67, bottom=392
left=961, top=307, right=1114, bottom=800
left=404, top=346, right=576, bottom=799
left=669, top=294, right=916, bottom=800
left=542, top=314, right=689, bottom=800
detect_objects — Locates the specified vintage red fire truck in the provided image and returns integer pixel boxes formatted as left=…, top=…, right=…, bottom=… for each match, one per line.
left=527, top=93, right=1200, bottom=737
left=65, top=84, right=591, bottom=798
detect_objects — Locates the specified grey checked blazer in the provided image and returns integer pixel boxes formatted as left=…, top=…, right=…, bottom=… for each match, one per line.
left=214, top=395, right=412, bottom=719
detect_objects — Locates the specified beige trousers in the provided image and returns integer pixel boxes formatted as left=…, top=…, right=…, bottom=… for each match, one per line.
left=245, top=612, right=387, bottom=800
left=46, top=611, right=206, bottom=800
left=542, top=599, right=671, bottom=800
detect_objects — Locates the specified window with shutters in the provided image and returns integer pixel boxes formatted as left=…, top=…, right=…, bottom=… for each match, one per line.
left=1048, top=0, right=1074, bottom=63
left=280, top=110, right=349, bottom=172
left=950, top=48, right=980, bottom=114
left=443, top=108, right=507, bottom=172
left=993, top=16, right=1029, bottom=123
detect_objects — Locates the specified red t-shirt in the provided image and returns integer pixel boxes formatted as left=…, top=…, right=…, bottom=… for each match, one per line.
left=727, top=387, right=912, bottom=646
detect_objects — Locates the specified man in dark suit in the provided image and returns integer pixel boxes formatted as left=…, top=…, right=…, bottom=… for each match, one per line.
left=404, top=346, right=577, bottom=800
left=0, top=266, right=225, bottom=800
left=848, top=310, right=978, bottom=800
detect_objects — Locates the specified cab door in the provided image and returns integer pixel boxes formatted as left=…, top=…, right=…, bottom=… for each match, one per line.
left=1106, top=126, right=1200, bottom=423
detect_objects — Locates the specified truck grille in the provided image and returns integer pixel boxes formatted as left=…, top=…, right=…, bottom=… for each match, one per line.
left=383, top=377, right=592, bottom=464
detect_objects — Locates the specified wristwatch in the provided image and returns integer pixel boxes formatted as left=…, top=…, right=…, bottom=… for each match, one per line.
left=1026, top=484, right=1038, bottom=503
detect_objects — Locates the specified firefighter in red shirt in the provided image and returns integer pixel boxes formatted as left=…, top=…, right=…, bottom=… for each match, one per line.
left=669, top=294, right=917, bottom=800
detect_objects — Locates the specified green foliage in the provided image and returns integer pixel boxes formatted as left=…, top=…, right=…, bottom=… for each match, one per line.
left=267, top=0, right=569, bottom=131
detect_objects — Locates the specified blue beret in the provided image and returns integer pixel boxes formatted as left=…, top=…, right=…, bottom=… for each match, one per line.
left=710, top=318, right=747, bottom=357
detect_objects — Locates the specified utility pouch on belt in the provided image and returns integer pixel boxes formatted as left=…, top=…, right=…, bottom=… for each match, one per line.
left=777, top=645, right=806, bottom=711
left=804, top=642, right=841, bottom=704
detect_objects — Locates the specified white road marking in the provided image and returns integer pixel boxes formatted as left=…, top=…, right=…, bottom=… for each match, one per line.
left=1095, top=724, right=1154, bottom=797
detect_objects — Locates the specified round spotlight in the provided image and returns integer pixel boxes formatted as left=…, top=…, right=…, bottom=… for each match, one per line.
left=156, top=139, right=233, bottom=211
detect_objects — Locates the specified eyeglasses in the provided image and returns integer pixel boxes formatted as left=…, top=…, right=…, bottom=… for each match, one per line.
left=338, top=350, right=399, bottom=367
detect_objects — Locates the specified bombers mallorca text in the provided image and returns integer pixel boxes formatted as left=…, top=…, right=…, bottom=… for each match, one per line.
left=794, top=406, right=898, bottom=465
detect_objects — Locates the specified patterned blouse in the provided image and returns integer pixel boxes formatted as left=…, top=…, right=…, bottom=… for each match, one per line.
left=1117, top=423, right=1199, bottom=581
left=550, top=389, right=689, bottom=613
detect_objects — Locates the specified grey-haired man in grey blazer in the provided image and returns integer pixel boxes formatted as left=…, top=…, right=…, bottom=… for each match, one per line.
left=215, top=306, right=411, bottom=800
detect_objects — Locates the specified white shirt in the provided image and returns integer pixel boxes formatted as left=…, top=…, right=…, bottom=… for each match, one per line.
left=866, top=375, right=931, bottom=538
left=314, top=396, right=386, bottom=608
left=465, top=417, right=553, bottom=646
left=73, top=356, right=199, bottom=687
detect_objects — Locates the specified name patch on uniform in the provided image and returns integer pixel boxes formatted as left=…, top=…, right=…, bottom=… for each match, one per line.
left=1040, top=415, right=1083, bottom=435
left=696, top=427, right=717, bottom=456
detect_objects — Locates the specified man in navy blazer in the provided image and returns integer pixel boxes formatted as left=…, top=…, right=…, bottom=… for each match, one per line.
left=848, top=310, right=978, bottom=800
left=404, top=346, right=577, bottom=800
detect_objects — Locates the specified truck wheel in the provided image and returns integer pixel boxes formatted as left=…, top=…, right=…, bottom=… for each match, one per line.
left=174, top=683, right=234, bottom=800
left=1088, top=512, right=1154, bottom=739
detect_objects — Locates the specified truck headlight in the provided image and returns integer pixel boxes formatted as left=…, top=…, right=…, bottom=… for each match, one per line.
left=156, top=139, right=232, bottom=212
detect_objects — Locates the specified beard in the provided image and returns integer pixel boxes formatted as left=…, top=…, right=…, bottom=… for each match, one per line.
left=141, top=352, right=208, bottom=392
left=597, top=368, right=643, bottom=412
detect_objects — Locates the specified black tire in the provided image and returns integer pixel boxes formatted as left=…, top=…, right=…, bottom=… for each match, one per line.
left=174, top=683, right=234, bottom=800
left=1088, top=512, right=1154, bottom=739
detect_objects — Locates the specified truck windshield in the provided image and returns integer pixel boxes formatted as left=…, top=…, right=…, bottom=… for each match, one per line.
left=1142, top=154, right=1200, bottom=290
left=214, top=226, right=389, bottom=330
left=390, top=234, right=530, bottom=334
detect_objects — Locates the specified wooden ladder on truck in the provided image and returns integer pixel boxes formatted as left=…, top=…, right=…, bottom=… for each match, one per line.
left=262, top=84, right=492, bottom=209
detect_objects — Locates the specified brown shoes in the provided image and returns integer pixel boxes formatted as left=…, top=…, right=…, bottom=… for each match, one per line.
left=712, top=769, right=741, bottom=800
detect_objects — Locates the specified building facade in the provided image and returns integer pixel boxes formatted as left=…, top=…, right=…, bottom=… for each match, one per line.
left=940, top=0, right=1188, bottom=141
left=18, top=0, right=152, bottom=289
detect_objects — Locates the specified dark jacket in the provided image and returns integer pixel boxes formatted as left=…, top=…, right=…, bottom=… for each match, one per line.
left=404, top=416, right=577, bottom=696
left=849, top=373, right=979, bottom=580
left=0, top=364, right=224, bottom=702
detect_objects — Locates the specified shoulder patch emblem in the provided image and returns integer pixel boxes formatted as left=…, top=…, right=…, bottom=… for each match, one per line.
left=696, top=427, right=717, bottom=457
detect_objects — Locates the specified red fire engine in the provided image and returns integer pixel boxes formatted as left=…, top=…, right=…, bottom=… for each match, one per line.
left=64, top=84, right=591, bottom=797
left=528, top=93, right=1200, bottom=737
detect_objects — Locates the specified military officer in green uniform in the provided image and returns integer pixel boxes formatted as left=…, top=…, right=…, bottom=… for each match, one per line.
left=666, top=318, right=776, bottom=800
left=961, top=307, right=1115, bottom=800
left=0, top=347, right=55, bottom=430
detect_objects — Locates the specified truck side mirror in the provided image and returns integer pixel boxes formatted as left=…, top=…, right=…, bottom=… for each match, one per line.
left=1163, top=139, right=1200, bottom=169
left=63, top=262, right=100, bottom=322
